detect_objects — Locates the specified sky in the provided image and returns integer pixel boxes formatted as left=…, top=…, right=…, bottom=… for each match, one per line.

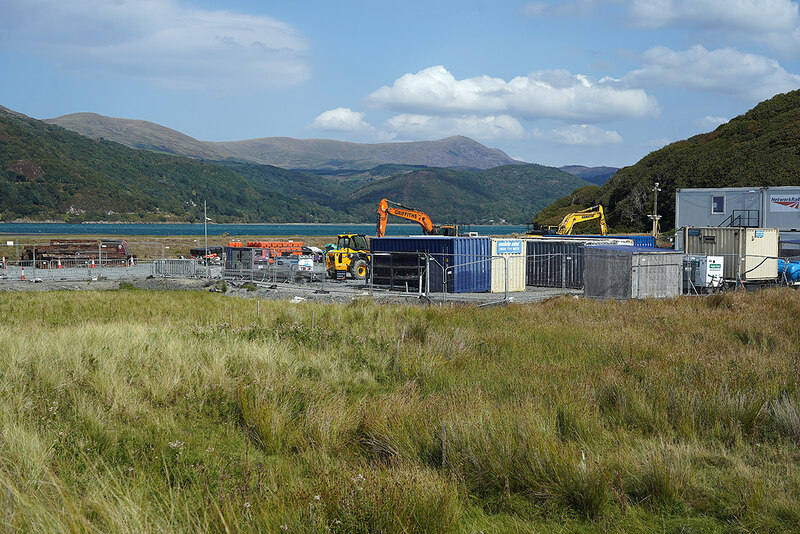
left=1, top=0, right=800, bottom=168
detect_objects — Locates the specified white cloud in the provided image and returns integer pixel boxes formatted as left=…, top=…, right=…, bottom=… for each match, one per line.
left=534, top=124, right=623, bottom=145
left=627, top=0, right=800, bottom=53
left=629, top=0, right=800, bottom=35
left=522, top=3, right=549, bottom=16
left=522, top=1, right=599, bottom=17
left=625, top=46, right=800, bottom=100
left=525, top=1, right=800, bottom=52
left=699, top=116, right=729, bottom=129
left=366, top=65, right=658, bottom=123
left=310, top=108, right=373, bottom=132
left=385, top=114, right=526, bottom=141
left=0, top=0, right=309, bottom=90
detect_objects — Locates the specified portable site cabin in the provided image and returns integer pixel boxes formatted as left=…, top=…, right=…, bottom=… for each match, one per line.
left=679, top=227, right=779, bottom=281
left=675, top=187, right=800, bottom=248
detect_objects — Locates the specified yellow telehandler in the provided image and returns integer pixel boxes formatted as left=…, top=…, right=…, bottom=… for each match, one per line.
left=325, top=233, right=370, bottom=280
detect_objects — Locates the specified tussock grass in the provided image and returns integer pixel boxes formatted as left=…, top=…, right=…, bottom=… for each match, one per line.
left=1, top=288, right=799, bottom=531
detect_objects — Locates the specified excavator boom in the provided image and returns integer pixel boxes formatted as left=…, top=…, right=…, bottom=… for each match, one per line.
left=553, top=205, right=608, bottom=235
left=377, top=198, right=440, bottom=237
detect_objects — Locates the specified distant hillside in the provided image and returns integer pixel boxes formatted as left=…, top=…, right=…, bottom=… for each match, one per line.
left=214, top=135, right=520, bottom=170
left=45, top=113, right=521, bottom=171
left=535, top=90, right=800, bottom=232
left=43, top=113, right=234, bottom=161
left=344, top=165, right=589, bottom=224
left=2, top=106, right=585, bottom=224
left=0, top=108, right=345, bottom=222
left=560, top=165, right=617, bottom=185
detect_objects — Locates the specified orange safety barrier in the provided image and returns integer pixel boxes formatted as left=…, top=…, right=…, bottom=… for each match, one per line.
left=227, top=241, right=243, bottom=248
left=246, top=241, right=303, bottom=255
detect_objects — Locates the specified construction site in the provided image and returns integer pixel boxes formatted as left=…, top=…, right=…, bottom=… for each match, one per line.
left=1, top=192, right=799, bottom=303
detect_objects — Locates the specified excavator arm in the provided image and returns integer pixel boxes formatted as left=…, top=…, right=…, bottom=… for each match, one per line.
left=556, top=205, right=608, bottom=235
left=376, top=198, right=436, bottom=237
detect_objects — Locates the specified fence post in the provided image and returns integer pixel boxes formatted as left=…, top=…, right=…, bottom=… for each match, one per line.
left=425, top=254, right=430, bottom=296
left=504, top=254, right=509, bottom=302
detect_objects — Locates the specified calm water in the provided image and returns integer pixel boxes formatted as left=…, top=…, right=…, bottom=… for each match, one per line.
left=0, top=222, right=528, bottom=237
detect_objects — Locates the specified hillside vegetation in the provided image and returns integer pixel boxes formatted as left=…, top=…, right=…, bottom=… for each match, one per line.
left=535, top=90, right=800, bottom=231
left=0, top=107, right=345, bottom=223
left=2, top=107, right=583, bottom=223
left=346, top=164, right=588, bottom=224
left=1, top=289, right=799, bottom=531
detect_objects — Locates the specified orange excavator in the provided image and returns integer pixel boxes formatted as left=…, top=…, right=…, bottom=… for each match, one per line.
left=376, top=198, right=459, bottom=238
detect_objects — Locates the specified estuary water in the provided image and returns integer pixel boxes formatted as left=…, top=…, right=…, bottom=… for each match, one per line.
left=0, top=222, right=528, bottom=237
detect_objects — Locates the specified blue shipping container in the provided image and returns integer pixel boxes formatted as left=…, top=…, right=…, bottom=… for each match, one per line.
left=370, top=236, right=491, bottom=293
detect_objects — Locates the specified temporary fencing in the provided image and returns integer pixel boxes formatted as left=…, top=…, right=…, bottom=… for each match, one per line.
left=0, top=243, right=796, bottom=303
left=152, top=259, right=198, bottom=278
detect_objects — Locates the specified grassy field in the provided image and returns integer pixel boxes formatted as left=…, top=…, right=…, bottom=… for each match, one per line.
left=1, top=288, right=799, bottom=532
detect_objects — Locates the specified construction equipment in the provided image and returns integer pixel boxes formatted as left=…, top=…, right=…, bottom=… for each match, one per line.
left=532, top=205, right=608, bottom=236
left=376, top=198, right=459, bottom=237
left=325, top=233, right=370, bottom=279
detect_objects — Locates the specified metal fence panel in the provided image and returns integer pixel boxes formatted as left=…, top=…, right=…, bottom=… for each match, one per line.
left=152, top=259, right=198, bottom=278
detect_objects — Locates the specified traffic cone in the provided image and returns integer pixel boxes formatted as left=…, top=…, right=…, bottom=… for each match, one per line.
left=57, top=258, right=62, bottom=269
left=20, top=267, right=25, bottom=280
left=91, top=257, right=95, bottom=268
left=1, top=255, right=5, bottom=269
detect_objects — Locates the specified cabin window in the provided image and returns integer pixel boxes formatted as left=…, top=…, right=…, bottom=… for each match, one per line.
left=711, top=195, right=725, bottom=214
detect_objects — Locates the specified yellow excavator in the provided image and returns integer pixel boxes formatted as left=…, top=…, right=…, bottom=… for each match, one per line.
left=376, top=198, right=459, bottom=237
left=537, top=205, right=608, bottom=235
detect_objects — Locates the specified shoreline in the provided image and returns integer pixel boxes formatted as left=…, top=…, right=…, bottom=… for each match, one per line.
left=4, top=221, right=519, bottom=226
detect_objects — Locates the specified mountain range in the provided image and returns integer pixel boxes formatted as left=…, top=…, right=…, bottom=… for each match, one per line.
left=1, top=106, right=588, bottom=224
left=45, top=113, right=520, bottom=171
left=558, top=165, right=617, bottom=186
left=535, top=89, right=800, bottom=232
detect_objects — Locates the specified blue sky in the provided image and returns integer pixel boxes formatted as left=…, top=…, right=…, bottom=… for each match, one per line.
left=2, top=0, right=800, bottom=167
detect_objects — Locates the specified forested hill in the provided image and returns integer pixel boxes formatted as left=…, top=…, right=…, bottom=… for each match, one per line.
left=534, top=90, right=800, bottom=232
left=0, top=107, right=344, bottom=222
left=345, top=165, right=589, bottom=224
left=1, top=106, right=587, bottom=224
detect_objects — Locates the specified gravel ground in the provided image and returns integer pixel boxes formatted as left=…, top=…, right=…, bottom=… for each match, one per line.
left=0, top=271, right=581, bottom=306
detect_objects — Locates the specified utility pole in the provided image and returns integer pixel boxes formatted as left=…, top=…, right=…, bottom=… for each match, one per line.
left=648, top=182, right=662, bottom=237
left=204, top=200, right=211, bottom=280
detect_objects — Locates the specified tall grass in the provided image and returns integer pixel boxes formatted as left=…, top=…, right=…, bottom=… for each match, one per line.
left=0, top=288, right=799, bottom=531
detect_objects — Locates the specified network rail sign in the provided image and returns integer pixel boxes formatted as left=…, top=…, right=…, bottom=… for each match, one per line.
left=770, top=194, right=800, bottom=212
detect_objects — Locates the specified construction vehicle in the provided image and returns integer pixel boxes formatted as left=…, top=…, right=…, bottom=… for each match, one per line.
left=531, top=205, right=608, bottom=236
left=325, top=233, right=370, bottom=279
left=376, top=198, right=459, bottom=237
